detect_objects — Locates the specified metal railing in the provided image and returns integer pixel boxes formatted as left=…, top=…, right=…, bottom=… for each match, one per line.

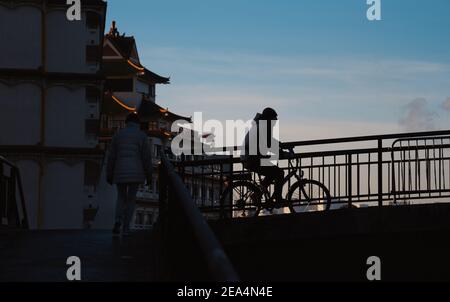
left=156, top=153, right=239, bottom=281
left=170, top=130, right=450, bottom=217
left=391, top=136, right=450, bottom=203
left=0, top=156, right=28, bottom=229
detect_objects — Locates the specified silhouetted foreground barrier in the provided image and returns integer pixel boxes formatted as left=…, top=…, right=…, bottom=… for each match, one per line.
left=156, top=153, right=239, bottom=282
left=0, top=156, right=28, bottom=229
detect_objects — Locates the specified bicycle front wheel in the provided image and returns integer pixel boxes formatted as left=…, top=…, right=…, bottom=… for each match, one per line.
left=286, top=179, right=332, bottom=213
left=220, top=181, right=263, bottom=218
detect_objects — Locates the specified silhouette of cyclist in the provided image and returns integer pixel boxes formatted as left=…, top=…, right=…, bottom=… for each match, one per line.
left=243, top=108, right=288, bottom=205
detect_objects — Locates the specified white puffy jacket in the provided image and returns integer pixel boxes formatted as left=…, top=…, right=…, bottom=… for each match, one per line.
left=106, top=122, right=152, bottom=184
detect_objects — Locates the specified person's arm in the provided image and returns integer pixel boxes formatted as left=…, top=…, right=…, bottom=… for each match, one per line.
left=106, top=136, right=118, bottom=185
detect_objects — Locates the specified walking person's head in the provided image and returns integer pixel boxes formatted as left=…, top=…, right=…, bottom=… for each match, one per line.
left=125, top=112, right=140, bottom=125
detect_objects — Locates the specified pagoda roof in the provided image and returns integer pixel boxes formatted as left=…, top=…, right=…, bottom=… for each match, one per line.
left=107, top=36, right=137, bottom=59
left=102, top=93, right=192, bottom=123
left=138, top=99, right=191, bottom=123
left=102, top=93, right=133, bottom=115
left=103, top=22, right=170, bottom=84
left=102, top=60, right=170, bottom=84
left=141, top=67, right=170, bottom=85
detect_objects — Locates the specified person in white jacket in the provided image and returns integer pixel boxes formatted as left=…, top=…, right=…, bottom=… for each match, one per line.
left=107, top=113, right=152, bottom=236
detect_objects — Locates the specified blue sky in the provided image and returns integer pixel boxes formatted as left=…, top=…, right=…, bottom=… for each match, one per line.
left=106, top=0, right=450, bottom=141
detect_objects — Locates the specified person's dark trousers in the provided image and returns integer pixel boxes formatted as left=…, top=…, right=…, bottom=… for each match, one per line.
left=115, top=183, right=139, bottom=232
left=246, top=162, right=285, bottom=201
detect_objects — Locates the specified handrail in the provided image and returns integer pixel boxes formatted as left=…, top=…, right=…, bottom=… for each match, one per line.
left=281, top=130, right=450, bottom=148
left=198, top=130, right=450, bottom=154
left=159, top=153, right=239, bottom=282
left=175, top=144, right=450, bottom=168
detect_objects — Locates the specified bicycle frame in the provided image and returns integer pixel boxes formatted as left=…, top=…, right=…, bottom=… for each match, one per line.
left=255, top=155, right=303, bottom=202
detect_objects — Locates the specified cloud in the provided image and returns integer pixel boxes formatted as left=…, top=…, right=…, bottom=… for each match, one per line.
left=399, top=98, right=437, bottom=132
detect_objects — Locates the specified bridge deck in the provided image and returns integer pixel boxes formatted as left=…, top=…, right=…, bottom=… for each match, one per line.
left=0, top=230, right=155, bottom=282
left=210, top=202, right=450, bottom=281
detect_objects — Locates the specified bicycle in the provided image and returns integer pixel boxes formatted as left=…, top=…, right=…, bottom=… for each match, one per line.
left=220, top=148, right=332, bottom=217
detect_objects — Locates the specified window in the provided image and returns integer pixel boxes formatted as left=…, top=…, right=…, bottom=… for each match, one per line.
left=149, top=121, right=158, bottom=130
left=85, top=119, right=99, bottom=136
left=201, top=186, right=206, bottom=201
left=86, top=86, right=100, bottom=104
left=154, top=145, right=162, bottom=158
left=209, top=187, right=214, bottom=202
left=147, top=213, right=153, bottom=225
left=193, top=184, right=198, bottom=199
left=86, top=11, right=100, bottom=29
left=101, top=115, right=110, bottom=129
left=135, top=212, right=143, bottom=225
left=84, top=160, right=100, bottom=186
left=111, top=120, right=125, bottom=130
left=148, top=181, right=153, bottom=193
left=105, top=79, right=133, bottom=92
left=86, top=45, right=100, bottom=63
left=150, top=85, right=156, bottom=97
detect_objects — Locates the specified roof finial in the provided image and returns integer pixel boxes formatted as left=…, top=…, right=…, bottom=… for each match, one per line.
left=108, top=20, right=119, bottom=37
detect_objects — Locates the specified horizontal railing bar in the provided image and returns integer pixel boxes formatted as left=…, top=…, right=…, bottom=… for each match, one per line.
left=281, top=130, right=450, bottom=149
left=175, top=143, right=450, bottom=168
left=204, top=130, right=450, bottom=153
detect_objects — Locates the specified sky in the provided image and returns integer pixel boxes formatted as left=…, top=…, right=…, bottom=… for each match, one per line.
left=105, top=0, right=450, bottom=143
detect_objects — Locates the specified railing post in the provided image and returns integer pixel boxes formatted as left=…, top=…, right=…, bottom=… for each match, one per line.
left=15, top=168, right=29, bottom=229
left=159, top=163, right=167, bottom=219
left=347, top=154, right=352, bottom=208
left=0, top=162, right=4, bottom=225
left=378, top=139, right=383, bottom=207
left=8, top=168, right=17, bottom=227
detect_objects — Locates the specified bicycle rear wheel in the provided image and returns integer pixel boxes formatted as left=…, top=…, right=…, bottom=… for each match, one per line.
left=286, top=179, right=331, bottom=213
left=220, top=181, right=263, bottom=217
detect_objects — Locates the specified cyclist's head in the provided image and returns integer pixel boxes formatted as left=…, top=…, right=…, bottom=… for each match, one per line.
left=261, top=107, right=278, bottom=121
left=125, top=112, right=140, bottom=125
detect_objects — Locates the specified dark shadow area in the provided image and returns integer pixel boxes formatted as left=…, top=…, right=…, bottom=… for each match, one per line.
left=0, top=230, right=154, bottom=282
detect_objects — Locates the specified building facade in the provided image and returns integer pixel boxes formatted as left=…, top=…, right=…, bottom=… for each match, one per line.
left=100, top=21, right=194, bottom=229
left=0, top=0, right=109, bottom=229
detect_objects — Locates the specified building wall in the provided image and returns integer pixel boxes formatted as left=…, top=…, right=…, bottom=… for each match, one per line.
left=0, top=5, right=103, bottom=73
left=46, top=85, right=98, bottom=148
left=92, top=161, right=117, bottom=230
left=0, top=5, right=41, bottom=69
left=135, top=79, right=149, bottom=95
left=40, top=161, right=85, bottom=229
left=0, top=2, right=106, bottom=230
left=0, top=82, right=41, bottom=145
left=46, top=10, right=101, bottom=74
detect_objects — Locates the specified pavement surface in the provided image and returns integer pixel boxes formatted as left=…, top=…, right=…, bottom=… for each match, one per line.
left=0, top=229, right=155, bottom=282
